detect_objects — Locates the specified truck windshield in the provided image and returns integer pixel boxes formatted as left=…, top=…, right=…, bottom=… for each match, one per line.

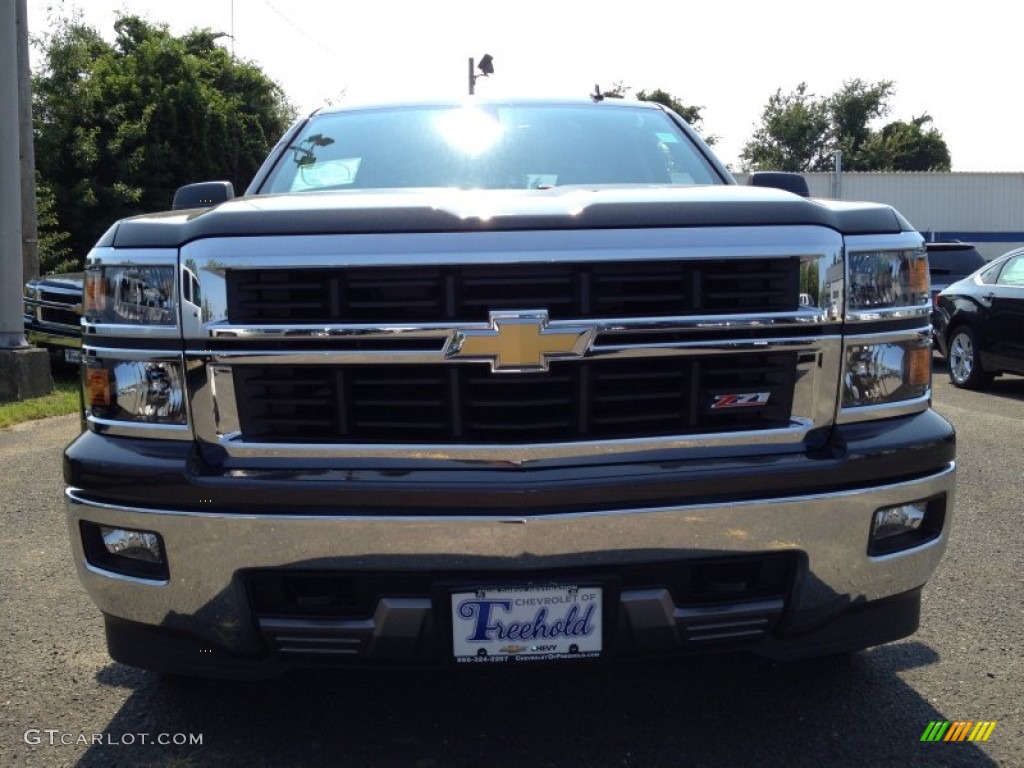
left=261, top=103, right=724, bottom=193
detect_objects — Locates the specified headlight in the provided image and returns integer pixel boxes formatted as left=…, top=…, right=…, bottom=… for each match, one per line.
left=85, top=359, right=187, bottom=424
left=84, top=265, right=177, bottom=326
left=842, top=340, right=931, bottom=408
left=847, top=249, right=929, bottom=315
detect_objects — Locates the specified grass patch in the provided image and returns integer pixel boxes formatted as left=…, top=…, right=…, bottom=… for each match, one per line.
left=0, top=369, right=81, bottom=429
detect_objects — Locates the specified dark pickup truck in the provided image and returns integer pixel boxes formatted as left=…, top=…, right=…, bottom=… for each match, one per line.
left=63, top=98, right=955, bottom=678
left=23, top=273, right=83, bottom=366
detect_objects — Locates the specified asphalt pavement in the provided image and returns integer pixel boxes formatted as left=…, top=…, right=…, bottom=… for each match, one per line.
left=1, top=364, right=1021, bottom=767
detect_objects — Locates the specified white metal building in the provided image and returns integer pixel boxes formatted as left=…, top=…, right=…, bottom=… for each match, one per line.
left=733, top=172, right=1024, bottom=261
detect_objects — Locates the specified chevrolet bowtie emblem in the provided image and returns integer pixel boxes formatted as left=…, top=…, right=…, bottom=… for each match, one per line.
left=445, top=311, right=596, bottom=373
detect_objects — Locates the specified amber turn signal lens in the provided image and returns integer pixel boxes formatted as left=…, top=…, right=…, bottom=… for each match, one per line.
left=86, top=367, right=111, bottom=407
left=908, top=254, right=929, bottom=296
left=907, top=345, right=932, bottom=388
left=83, top=270, right=104, bottom=315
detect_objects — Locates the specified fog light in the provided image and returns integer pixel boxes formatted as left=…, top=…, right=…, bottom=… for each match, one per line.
left=872, top=502, right=927, bottom=540
left=100, top=526, right=163, bottom=563
left=81, top=521, right=169, bottom=581
left=867, top=496, right=945, bottom=556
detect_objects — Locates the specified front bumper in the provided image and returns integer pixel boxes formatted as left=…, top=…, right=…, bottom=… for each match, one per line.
left=26, top=327, right=81, bottom=350
left=64, top=411, right=956, bottom=677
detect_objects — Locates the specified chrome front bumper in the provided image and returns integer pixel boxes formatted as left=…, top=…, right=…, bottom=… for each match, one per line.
left=66, top=462, right=955, bottom=665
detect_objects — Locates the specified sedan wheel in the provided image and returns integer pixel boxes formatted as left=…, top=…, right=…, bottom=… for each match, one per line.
left=948, top=326, right=993, bottom=389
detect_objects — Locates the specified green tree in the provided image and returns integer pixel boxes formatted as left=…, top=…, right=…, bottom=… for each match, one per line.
left=740, top=80, right=951, bottom=172
left=860, top=114, right=952, bottom=172
left=33, top=15, right=295, bottom=267
left=35, top=172, right=74, bottom=274
left=739, top=83, right=829, bottom=170
left=828, top=79, right=895, bottom=170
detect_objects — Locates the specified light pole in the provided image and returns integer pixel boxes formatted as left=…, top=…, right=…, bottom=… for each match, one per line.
left=1, top=0, right=52, bottom=399
left=467, top=54, right=494, bottom=95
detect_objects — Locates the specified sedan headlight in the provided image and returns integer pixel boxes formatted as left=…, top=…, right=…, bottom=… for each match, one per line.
left=84, top=265, right=177, bottom=326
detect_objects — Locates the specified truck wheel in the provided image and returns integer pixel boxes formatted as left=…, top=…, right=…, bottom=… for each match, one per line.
left=947, top=326, right=993, bottom=389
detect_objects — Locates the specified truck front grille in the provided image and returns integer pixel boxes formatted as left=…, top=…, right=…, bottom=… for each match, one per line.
left=29, top=288, right=82, bottom=329
left=226, top=259, right=800, bottom=324
left=40, top=307, right=81, bottom=327
left=232, top=353, right=797, bottom=444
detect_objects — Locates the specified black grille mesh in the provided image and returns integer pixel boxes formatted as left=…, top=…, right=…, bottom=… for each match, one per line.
left=233, top=354, right=797, bottom=444
left=227, top=259, right=799, bottom=324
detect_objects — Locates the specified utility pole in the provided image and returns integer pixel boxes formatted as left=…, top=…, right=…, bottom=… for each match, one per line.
left=0, top=0, right=52, bottom=399
left=17, top=0, right=38, bottom=282
left=831, top=150, right=843, bottom=200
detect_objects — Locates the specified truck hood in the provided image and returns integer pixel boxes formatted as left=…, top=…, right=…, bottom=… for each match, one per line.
left=96, top=185, right=914, bottom=249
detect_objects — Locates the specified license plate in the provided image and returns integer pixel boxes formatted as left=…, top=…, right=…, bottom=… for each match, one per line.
left=451, top=584, right=602, bottom=663
left=64, top=348, right=82, bottom=364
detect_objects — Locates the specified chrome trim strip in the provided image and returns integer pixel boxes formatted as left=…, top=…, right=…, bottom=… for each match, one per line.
left=208, top=420, right=816, bottom=462
left=203, top=350, right=449, bottom=366
left=183, top=226, right=843, bottom=268
left=842, top=327, right=933, bottom=346
left=83, top=347, right=184, bottom=362
left=837, top=393, right=932, bottom=425
left=845, top=305, right=931, bottom=323
left=86, top=417, right=193, bottom=441
left=85, top=247, right=178, bottom=268
left=84, top=561, right=168, bottom=587
left=844, top=233, right=925, bottom=253
left=591, top=337, right=832, bottom=355
left=204, top=310, right=833, bottom=342
left=27, top=284, right=82, bottom=297
left=83, top=324, right=180, bottom=339
left=27, top=298, right=83, bottom=313
left=211, top=326, right=454, bottom=340
left=192, top=336, right=838, bottom=365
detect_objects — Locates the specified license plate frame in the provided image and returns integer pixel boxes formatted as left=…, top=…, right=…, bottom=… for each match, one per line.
left=449, top=583, right=604, bottom=664
left=64, top=348, right=82, bottom=365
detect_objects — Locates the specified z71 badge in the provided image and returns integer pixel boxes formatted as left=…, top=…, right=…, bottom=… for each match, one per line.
left=710, top=392, right=771, bottom=409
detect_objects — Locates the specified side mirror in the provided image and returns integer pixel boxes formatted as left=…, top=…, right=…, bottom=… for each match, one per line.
left=747, top=172, right=810, bottom=198
left=172, top=181, right=235, bottom=210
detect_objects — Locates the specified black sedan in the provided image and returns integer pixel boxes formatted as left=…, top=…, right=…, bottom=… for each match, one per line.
left=933, top=247, right=1024, bottom=388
